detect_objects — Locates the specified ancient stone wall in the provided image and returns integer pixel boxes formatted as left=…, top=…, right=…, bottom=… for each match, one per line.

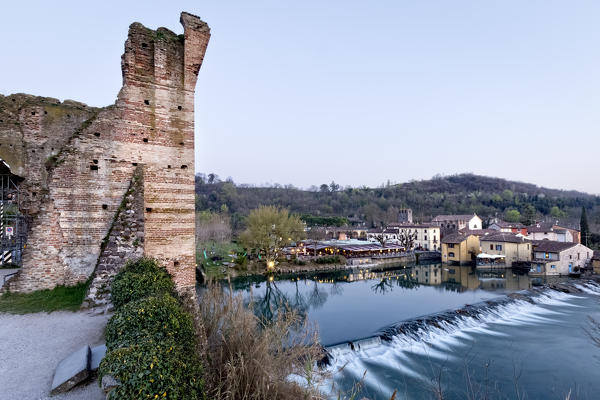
left=82, top=166, right=145, bottom=309
left=0, top=12, right=210, bottom=293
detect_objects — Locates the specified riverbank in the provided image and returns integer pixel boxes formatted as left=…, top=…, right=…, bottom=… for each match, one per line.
left=207, top=251, right=441, bottom=281
left=0, top=310, right=109, bottom=399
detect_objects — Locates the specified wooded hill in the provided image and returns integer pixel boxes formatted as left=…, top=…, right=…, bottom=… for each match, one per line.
left=195, top=173, right=600, bottom=231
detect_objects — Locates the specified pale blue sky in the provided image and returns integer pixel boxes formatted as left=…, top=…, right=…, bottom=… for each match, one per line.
left=2, top=1, right=599, bottom=193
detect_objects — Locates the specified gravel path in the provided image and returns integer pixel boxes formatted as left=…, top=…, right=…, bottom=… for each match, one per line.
left=0, top=310, right=110, bottom=400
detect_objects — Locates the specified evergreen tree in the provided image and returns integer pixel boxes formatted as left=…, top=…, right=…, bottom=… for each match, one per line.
left=581, top=206, right=590, bottom=246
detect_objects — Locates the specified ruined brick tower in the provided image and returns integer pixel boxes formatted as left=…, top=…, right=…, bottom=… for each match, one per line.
left=0, top=12, right=210, bottom=294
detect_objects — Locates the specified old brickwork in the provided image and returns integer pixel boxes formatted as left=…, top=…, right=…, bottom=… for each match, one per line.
left=82, top=166, right=145, bottom=309
left=0, top=12, right=210, bottom=293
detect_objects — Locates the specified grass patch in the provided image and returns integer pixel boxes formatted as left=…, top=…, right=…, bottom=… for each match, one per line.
left=0, top=263, right=20, bottom=269
left=0, top=283, right=87, bottom=314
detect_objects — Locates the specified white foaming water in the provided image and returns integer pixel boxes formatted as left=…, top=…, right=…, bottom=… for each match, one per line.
left=574, top=281, right=600, bottom=295
left=323, top=288, right=579, bottom=399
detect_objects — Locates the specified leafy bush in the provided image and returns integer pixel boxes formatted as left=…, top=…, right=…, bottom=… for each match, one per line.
left=117, top=257, right=165, bottom=275
left=105, top=294, right=195, bottom=352
left=99, top=341, right=204, bottom=400
left=314, top=255, right=345, bottom=265
left=111, top=258, right=174, bottom=309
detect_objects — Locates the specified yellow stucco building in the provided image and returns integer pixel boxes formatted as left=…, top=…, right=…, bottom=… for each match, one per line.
left=441, top=233, right=480, bottom=265
left=478, top=233, right=532, bottom=267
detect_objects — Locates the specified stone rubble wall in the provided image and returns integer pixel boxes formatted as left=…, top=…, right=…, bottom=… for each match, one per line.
left=82, top=166, right=145, bottom=310
left=0, top=12, right=210, bottom=293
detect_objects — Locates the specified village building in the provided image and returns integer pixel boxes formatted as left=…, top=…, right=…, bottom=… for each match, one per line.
left=398, top=209, right=413, bottom=224
left=530, top=241, right=594, bottom=276
left=526, top=222, right=574, bottom=242
left=441, top=233, right=480, bottom=265
left=297, top=239, right=406, bottom=264
left=477, top=232, right=532, bottom=268
left=592, top=251, right=600, bottom=275
left=488, top=219, right=528, bottom=235
left=458, top=228, right=496, bottom=238
left=432, top=214, right=482, bottom=236
left=552, top=224, right=581, bottom=244
left=367, top=224, right=441, bottom=251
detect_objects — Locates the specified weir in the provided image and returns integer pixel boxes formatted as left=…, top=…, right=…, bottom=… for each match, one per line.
left=318, top=280, right=600, bottom=399
left=322, top=280, right=600, bottom=364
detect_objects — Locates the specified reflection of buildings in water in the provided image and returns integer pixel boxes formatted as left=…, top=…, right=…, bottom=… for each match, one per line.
left=345, top=268, right=411, bottom=283
left=335, top=263, right=532, bottom=292
left=476, top=270, right=532, bottom=291
left=442, top=265, right=480, bottom=290
left=411, top=264, right=443, bottom=285
left=441, top=265, right=532, bottom=291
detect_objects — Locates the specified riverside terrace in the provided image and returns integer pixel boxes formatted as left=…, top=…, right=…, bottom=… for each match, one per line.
left=289, top=239, right=409, bottom=259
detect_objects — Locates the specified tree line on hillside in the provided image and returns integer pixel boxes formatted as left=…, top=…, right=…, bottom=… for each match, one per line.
left=195, top=173, right=600, bottom=234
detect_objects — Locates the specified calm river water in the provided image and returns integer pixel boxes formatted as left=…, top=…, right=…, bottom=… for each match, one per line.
left=228, top=263, right=600, bottom=399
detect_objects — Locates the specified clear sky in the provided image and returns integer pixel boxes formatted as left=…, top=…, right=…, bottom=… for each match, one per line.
left=2, top=1, right=599, bottom=193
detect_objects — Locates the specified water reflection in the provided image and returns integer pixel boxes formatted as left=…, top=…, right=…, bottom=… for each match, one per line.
left=230, top=263, right=535, bottom=327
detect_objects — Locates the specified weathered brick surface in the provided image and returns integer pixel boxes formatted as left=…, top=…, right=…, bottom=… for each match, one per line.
left=82, top=166, right=145, bottom=309
left=0, top=12, right=210, bottom=293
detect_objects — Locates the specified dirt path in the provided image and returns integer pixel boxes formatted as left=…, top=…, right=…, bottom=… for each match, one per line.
left=0, top=310, right=110, bottom=399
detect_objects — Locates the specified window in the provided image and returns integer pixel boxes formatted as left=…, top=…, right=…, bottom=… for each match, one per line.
left=448, top=243, right=455, bottom=248
left=474, top=225, right=478, bottom=229
left=490, top=244, right=494, bottom=250
left=496, top=245, right=502, bottom=251
left=551, top=265, right=556, bottom=269
left=449, top=252, right=455, bottom=257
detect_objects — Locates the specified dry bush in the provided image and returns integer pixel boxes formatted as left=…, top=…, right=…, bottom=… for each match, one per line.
left=196, top=212, right=232, bottom=242
left=185, top=284, right=325, bottom=400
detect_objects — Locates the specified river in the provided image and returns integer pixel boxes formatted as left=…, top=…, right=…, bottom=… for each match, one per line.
left=228, top=263, right=600, bottom=399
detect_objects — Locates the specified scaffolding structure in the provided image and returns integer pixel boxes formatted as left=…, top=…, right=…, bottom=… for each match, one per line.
left=0, top=165, right=27, bottom=266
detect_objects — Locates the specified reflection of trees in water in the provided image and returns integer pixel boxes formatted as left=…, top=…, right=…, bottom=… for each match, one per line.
left=308, top=281, right=329, bottom=308
left=252, top=280, right=304, bottom=323
left=250, top=279, right=333, bottom=324
left=329, top=281, right=344, bottom=296
left=370, top=274, right=420, bottom=294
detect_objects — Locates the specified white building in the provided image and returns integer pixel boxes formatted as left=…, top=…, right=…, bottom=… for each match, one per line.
left=531, top=241, right=593, bottom=276
left=367, top=224, right=441, bottom=251
left=432, top=214, right=483, bottom=235
left=526, top=223, right=574, bottom=243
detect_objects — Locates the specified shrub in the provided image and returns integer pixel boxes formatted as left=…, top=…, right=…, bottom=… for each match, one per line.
left=118, top=257, right=165, bottom=275
left=105, top=294, right=195, bottom=352
left=293, top=258, right=306, bottom=266
left=315, top=255, right=345, bottom=265
left=99, top=341, right=204, bottom=400
left=111, top=258, right=174, bottom=309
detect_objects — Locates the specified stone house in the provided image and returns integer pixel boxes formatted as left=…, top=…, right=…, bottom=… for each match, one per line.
left=478, top=232, right=532, bottom=268
left=441, top=233, right=480, bottom=265
left=488, top=219, right=527, bottom=235
left=592, top=251, right=600, bottom=274
left=526, top=223, right=574, bottom=242
left=531, top=241, right=594, bottom=276
left=432, top=214, right=482, bottom=236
